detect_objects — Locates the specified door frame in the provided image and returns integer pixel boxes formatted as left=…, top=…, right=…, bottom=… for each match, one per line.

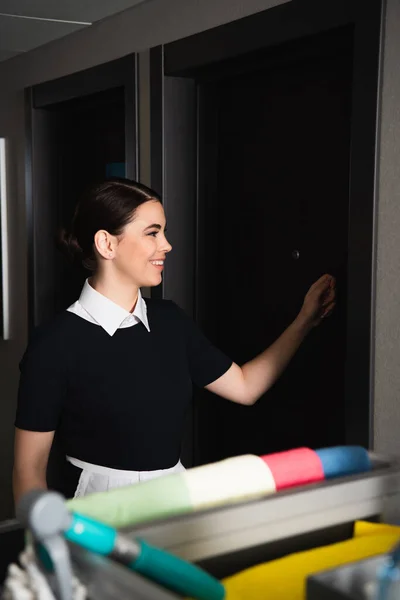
left=148, top=0, right=385, bottom=454
left=25, top=54, right=138, bottom=332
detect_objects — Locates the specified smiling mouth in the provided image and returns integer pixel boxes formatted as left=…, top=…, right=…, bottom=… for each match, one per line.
left=150, top=260, right=164, bottom=266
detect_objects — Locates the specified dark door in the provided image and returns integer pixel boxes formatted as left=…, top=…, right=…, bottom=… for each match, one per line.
left=196, top=32, right=352, bottom=462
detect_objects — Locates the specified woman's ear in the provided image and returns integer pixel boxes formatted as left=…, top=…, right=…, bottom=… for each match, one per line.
left=94, top=230, right=115, bottom=260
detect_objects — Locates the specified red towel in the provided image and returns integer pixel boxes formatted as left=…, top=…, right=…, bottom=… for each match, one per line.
left=261, top=447, right=324, bottom=490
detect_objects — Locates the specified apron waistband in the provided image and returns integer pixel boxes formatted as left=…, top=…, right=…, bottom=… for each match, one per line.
left=66, top=456, right=183, bottom=479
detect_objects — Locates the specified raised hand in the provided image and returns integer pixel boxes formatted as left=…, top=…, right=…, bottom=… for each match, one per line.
left=298, top=274, right=336, bottom=330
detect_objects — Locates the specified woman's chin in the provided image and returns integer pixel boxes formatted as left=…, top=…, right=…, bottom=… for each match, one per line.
left=144, top=274, right=163, bottom=288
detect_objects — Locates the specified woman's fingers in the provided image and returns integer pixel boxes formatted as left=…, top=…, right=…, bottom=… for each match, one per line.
left=321, top=301, right=336, bottom=318
left=313, top=274, right=331, bottom=289
left=314, top=274, right=335, bottom=296
left=322, top=288, right=336, bottom=305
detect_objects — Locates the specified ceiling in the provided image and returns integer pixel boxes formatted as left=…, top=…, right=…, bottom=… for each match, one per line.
left=0, top=0, right=150, bottom=62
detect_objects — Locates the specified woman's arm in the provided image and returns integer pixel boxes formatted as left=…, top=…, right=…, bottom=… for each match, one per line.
left=206, top=274, right=336, bottom=406
left=13, top=428, right=54, bottom=506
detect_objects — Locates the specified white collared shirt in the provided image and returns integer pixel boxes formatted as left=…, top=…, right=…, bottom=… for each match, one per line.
left=67, top=279, right=150, bottom=336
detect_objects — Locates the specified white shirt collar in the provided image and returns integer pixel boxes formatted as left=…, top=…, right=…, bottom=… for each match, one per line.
left=78, top=279, right=150, bottom=336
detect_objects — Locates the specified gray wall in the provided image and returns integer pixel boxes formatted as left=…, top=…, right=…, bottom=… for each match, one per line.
left=373, top=0, right=400, bottom=456
left=0, top=0, right=397, bottom=519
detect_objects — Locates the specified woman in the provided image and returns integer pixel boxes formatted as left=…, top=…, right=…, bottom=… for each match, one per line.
left=13, top=179, right=335, bottom=503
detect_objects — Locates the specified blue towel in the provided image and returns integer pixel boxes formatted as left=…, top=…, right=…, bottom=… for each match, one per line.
left=316, top=446, right=371, bottom=479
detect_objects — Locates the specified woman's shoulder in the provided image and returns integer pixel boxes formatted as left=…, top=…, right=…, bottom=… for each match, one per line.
left=24, top=311, right=81, bottom=355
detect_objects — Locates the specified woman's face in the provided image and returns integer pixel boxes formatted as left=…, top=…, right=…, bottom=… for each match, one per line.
left=113, top=200, right=172, bottom=287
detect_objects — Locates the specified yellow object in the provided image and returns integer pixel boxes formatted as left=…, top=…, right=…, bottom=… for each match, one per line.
left=221, top=521, right=400, bottom=600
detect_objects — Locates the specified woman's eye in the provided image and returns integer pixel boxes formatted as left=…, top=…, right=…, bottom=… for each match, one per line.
left=147, top=231, right=158, bottom=237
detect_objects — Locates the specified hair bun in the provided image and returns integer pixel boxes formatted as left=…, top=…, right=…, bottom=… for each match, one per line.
left=56, top=227, right=83, bottom=263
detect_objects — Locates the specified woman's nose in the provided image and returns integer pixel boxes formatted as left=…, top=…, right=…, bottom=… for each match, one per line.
left=161, top=235, right=172, bottom=253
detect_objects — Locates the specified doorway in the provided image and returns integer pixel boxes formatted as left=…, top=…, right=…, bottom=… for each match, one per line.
left=152, top=0, right=382, bottom=465
left=26, top=55, right=137, bottom=329
left=197, top=29, right=352, bottom=461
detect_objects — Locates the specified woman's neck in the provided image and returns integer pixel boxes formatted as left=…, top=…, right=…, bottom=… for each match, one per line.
left=89, top=272, right=139, bottom=313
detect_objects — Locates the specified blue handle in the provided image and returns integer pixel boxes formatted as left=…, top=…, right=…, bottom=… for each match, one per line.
left=132, top=540, right=225, bottom=600
left=65, top=513, right=224, bottom=599
left=66, top=513, right=117, bottom=555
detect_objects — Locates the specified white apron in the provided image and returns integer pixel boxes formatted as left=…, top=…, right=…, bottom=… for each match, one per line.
left=67, top=456, right=186, bottom=498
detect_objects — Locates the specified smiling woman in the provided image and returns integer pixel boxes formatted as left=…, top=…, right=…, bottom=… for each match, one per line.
left=12, top=178, right=336, bottom=503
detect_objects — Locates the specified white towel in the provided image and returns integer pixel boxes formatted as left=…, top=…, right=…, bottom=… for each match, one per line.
left=2, top=545, right=87, bottom=600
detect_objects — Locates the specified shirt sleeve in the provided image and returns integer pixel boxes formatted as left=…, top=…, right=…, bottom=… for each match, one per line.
left=171, top=302, right=233, bottom=388
left=15, top=331, right=67, bottom=432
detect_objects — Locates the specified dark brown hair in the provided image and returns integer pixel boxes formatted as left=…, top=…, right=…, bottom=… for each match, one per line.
left=58, top=178, right=161, bottom=270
